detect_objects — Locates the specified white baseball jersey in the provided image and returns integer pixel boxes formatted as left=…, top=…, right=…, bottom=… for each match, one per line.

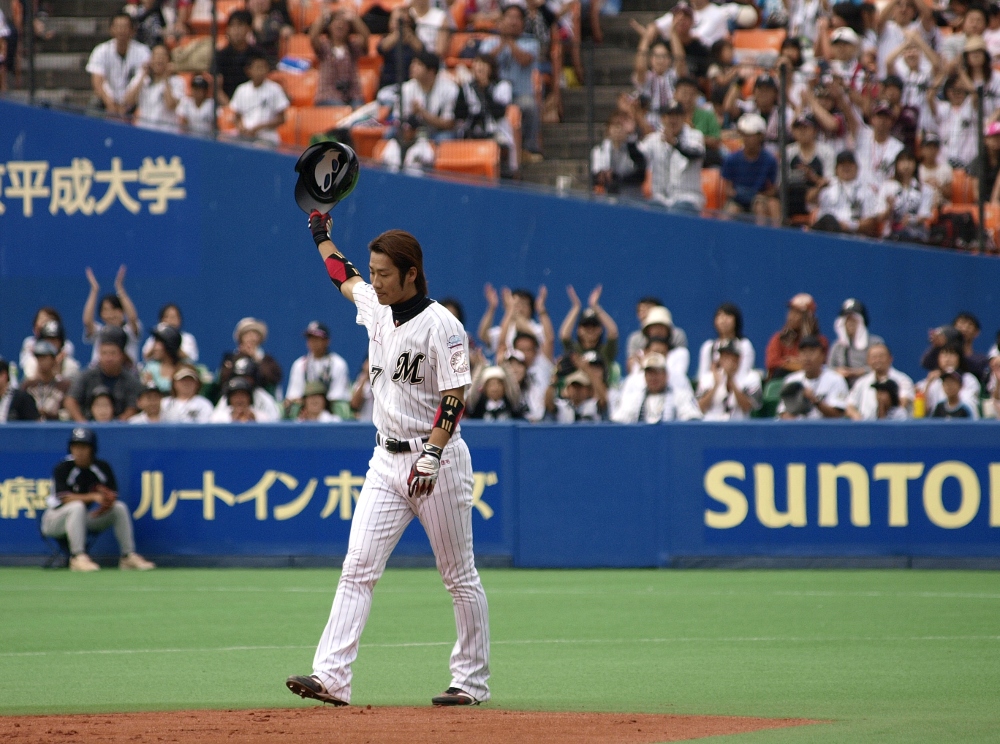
left=309, top=280, right=490, bottom=706
left=133, top=74, right=186, bottom=133
left=229, top=78, right=289, bottom=145
left=161, top=394, right=214, bottom=423
left=86, top=39, right=151, bottom=104
left=286, top=352, right=350, bottom=402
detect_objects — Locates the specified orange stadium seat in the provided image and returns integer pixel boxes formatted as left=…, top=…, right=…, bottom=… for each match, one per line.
left=435, top=140, right=500, bottom=180
left=283, top=33, right=318, bottom=65
left=287, top=0, right=324, bottom=32
left=296, top=105, right=354, bottom=145
left=217, top=106, right=238, bottom=135
left=732, top=29, right=786, bottom=51
left=446, top=32, right=490, bottom=68
left=701, top=168, right=724, bottom=211
left=951, top=169, right=975, bottom=204
left=371, top=138, right=390, bottom=161
left=351, top=125, right=389, bottom=158
left=359, top=68, right=380, bottom=103
left=272, top=68, right=319, bottom=106
left=277, top=106, right=299, bottom=145
left=358, top=36, right=384, bottom=74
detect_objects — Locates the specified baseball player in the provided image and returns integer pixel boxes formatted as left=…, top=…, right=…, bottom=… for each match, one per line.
left=286, top=212, right=491, bottom=707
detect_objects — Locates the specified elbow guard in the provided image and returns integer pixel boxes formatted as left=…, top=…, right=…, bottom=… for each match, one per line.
left=324, top=253, right=361, bottom=290
left=433, top=394, right=465, bottom=435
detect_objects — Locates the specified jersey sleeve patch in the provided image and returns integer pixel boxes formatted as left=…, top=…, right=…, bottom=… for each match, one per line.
left=450, top=350, right=469, bottom=374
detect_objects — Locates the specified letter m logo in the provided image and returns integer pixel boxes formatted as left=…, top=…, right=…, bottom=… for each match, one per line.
left=392, top=351, right=426, bottom=384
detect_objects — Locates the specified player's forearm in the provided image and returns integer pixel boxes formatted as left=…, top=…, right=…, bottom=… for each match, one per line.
left=311, top=212, right=362, bottom=301
left=428, top=388, right=466, bottom=448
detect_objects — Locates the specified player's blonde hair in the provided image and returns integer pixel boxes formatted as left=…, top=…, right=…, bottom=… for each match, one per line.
left=369, top=230, right=428, bottom=296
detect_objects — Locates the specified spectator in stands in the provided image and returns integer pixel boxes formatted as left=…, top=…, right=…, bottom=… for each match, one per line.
left=930, top=371, right=979, bottom=418
left=941, top=2, right=988, bottom=63
left=230, top=48, right=289, bottom=146
left=953, top=311, right=991, bottom=382
left=591, top=111, right=645, bottom=195
left=633, top=38, right=679, bottom=132
left=311, top=6, right=369, bottom=108
left=855, top=101, right=906, bottom=187
left=644, top=0, right=736, bottom=57
left=777, top=336, right=848, bottom=419
left=455, top=54, right=517, bottom=175
left=612, top=351, right=701, bottom=423
left=378, top=7, right=425, bottom=90
left=20, top=308, right=80, bottom=382
left=42, top=427, right=155, bottom=572
left=638, top=100, right=705, bottom=212
left=479, top=4, right=542, bottom=160
left=66, top=327, right=143, bottom=423
left=125, top=44, right=185, bottom=133
left=463, top=0, right=503, bottom=30
left=559, top=285, right=619, bottom=380
left=506, top=342, right=548, bottom=423
left=88, top=386, right=115, bottom=423
left=0, top=6, right=10, bottom=92
left=973, top=121, right=1000, bottom=202
left=139, top=324, right=183, bottom=393
left=919, top=324, right=964, bottom=372
left=918, top=342, right=982, bottom=413
left=219, top=318, right=283, bottom=396
left=864, top=148, right=934, bottom=242
left=986, top=352, right=1000, bottom=418
left=0, top=356, right=40, bottom=422
left=765, top=293, right=827, bottom=380
left=141, top=303, right=198, bottom=362
left=546, top=368, right=607, bottom=422
left=410, top=0, right=452, bottom=58
left=297, top=381, right=341, bottom=422
left=870, top=378, right=909, bottom=419
left=87, top=13, right=151, bottom=116
left=215, top=10, right=255, bottom=104
left=927, top=73, right=977, bottom=170
left=697, top=302, right=755, bottom=380
left=802, top=82, right=851, bottom=155
left=249, top=0, right=292, bottom=66
left=828, top=299, right=885, bottom=386
left=479, top=283, right=552, bottom=359
left=467, top=365, right=525, bottom=420
left=625, top=297, right=671, bottom=369
left=130, top=0, right=166, bottom=48
left=845, top=342, right=914, bottom=420
left=213, top=356, right=282, bottom=422
left=918, top=131, right=953, bottom=208
left=210, top=377, right=258, bottom=422
left=381, top=119, right=438, bottom=172
left=786, top=114, right=834, bottom=222
left=177, top=74, right=214, bottom=135
left=705, top=38, right=736, bottom=102
left=129, top=383, right=164, bottom=424
left=875, top=0, right=939, bottom=77
left=161, top=365, right=214, bottom=423
left=285, top=321, right=351, bottom=418
left=696, top=339, right=762, bottom=421
left=385, top=50, right=458, bottom=141
left=83, top=265, right=142, bottom=366
left=725, top=74, right=792, bottom=158
left=814, top=151, right=873, bottom=234
left=674, top=75, right=722, bottom=166
left=722, top=113, right=780, bottom=224
left=21, top=342, right=71, bottom=422
left=639, top=305, right=690, bottom=383
left=960, top=35, right=1000, bottom=119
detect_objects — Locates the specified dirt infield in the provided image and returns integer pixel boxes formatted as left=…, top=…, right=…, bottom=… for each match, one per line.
left=1, top=706, right=819, bottom=744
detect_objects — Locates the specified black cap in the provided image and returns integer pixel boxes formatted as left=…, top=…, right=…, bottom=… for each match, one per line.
left=192, top=74, right=209, bottom=89
left=39, top=319, right=64, bottom=341
left=415, top=50, right=441, bottom=73
left=231, top=355, right=259, bottom=383
left=921, top=131, right=941, bottom=146
left=152, top=323, right=182, bottom=357
left=68, top=427, right=97, bottom=451
left=941, top=370, right=963, bottom=384
left=579, top=309, right=602, bottom=326
left=836, top=150, right=857, bottom=165
left=755, top=74, right=778, bottom=90
left=839, top=298, right=868, bottom=325
left=33, top=341, right=58, bottom=357
left=717, top=339, right=741, bottom=356
left=792, top=114, right=817, bottom=128
left=658, top=100, right=685, bottom=116
left=139, top=382, right=163, bottom=397
left=882, top=74, right=904, bottom=90
left=226, top=377, right=254, bottom=398
left=293, top=141, right=360, bottom=215
left=798, top=335, right=823, bottom=350
left=90, top=384, right=113, bottom=401
left=872, top=378, right=900, bottom=406
left=304, top=321, right=330, bottom=339
left=98, top=325, right=127, bottom=350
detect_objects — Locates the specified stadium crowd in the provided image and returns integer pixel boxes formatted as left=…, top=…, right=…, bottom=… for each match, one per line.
left=2, top=269, right=999, bottom=424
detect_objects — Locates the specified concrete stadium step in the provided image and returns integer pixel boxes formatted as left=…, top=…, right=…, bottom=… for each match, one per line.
left=560, top=86, right=621, bottom=123
left=48, top=0, right=123, bottom=18
left=584, top=47, right=637, bottom=87
left=42, top=17, right=111, bottom=54
left=519, top=158, right=591, bottom=189
left=597, top=12, right=659, bottom=46
left=621, top=0, right=675, bottom=12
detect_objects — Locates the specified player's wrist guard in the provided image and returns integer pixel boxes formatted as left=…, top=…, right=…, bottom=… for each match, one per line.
left=433, top=395, right=465, bottom=435
left=309, top=210, right=333, bottom=247
left=324, top=253, right=361, bottom=290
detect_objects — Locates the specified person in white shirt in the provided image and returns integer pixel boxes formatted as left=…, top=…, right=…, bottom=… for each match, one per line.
left=229, top=48, right=289, bottom=146
left=129, top=385, right=164, bottom=424
left=210, top=378, right=260, bottom=422
left=696, top=339, right=762, bottom=421
left=917, top=131, right=953, bottom=207
left=161, top=366, right=214, bottom=423
left=854, top=103, right=905, bottom=186
left=284, top=321, right=351, bottom=418
left=649, top=0, right=743, bottom=48
left=479, top=283, right=553, bottom=361
left=389, top=50, right=459, bottom=142
left=927, top=73, right=977, bottom=169
left=297, top=381, right=342, bottom=422
left=638, top=100, right=705, bottom=212
left=141, top=303, right=199, bottom=363
left=865, top=147, right=934, bottom=241
left=845, top=343, right=914, bottom=420
left=125, top=44, right=185, bottom=132
left=212, top=360, right=282, bottom=422
left=777, top=335, right=848, bottom=419
left=547, top=369, right=606, bottom=422
left=697, top=302, right=755, bottom=380
left=410, top=0, right=452, bottom=57
left=815, top=151, right=875, bottom=234
left=633, top=39, right=679, bottom=131
left=612, top=352, right=701, bottom=423
left=639, top=305, right=690, bottom=385
left=177, top=74, right=215, bottom=136
left=86, top=13, right=151, bottom=116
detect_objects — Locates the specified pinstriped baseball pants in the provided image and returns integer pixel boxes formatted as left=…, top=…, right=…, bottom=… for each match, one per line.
left=311, top=437, right=491, bottom=703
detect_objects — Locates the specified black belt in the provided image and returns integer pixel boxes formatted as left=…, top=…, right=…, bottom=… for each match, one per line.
left=376, top=433, right=429, bottom=454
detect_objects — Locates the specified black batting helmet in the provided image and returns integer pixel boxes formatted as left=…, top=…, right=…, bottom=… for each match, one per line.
left=294, top=141, right=360, bottom=214
left=68, top=427, right=98, bottom=453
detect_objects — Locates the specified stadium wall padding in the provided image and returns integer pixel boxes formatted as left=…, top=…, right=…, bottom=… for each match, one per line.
left=1, top=422, right=998, bottom=566
left=2, top=100, right=1000, bottom=383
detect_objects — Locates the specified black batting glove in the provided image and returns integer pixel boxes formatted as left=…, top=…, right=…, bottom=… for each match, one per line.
left=309, top=210, right=332, bottom=247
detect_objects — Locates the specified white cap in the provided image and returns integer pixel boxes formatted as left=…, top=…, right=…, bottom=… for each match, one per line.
left=642, top=352, right=668, bottom=370
left=642, top=305, right=673, bottom=330
left=830, top=27, right=859, bottom=45
left=480, top=366, right=506, bottom=383
left=737, top=113, right=767, bottom=135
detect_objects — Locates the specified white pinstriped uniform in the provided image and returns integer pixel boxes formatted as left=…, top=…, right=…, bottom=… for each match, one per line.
left=310, top=281, right=491, bottom=703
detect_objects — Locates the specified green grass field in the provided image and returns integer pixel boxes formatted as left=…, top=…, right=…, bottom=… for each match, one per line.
left=1, top=568, right=998, bottom=742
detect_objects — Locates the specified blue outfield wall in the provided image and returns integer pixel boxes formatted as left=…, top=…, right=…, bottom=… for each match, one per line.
left=1, top=423, right=998, bottom=566
left=2, top=99, right=1000, bottom=381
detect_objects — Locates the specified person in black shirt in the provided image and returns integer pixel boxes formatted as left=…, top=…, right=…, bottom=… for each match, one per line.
left=930, top=371, right=977, bottom=418
left=215, top=10, right=256, bottom=103
left=0, top=357, right=40, bottom=422
left=377, top=6, right=424, bottom=90
left=40, top=428, right=155, bottom=572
